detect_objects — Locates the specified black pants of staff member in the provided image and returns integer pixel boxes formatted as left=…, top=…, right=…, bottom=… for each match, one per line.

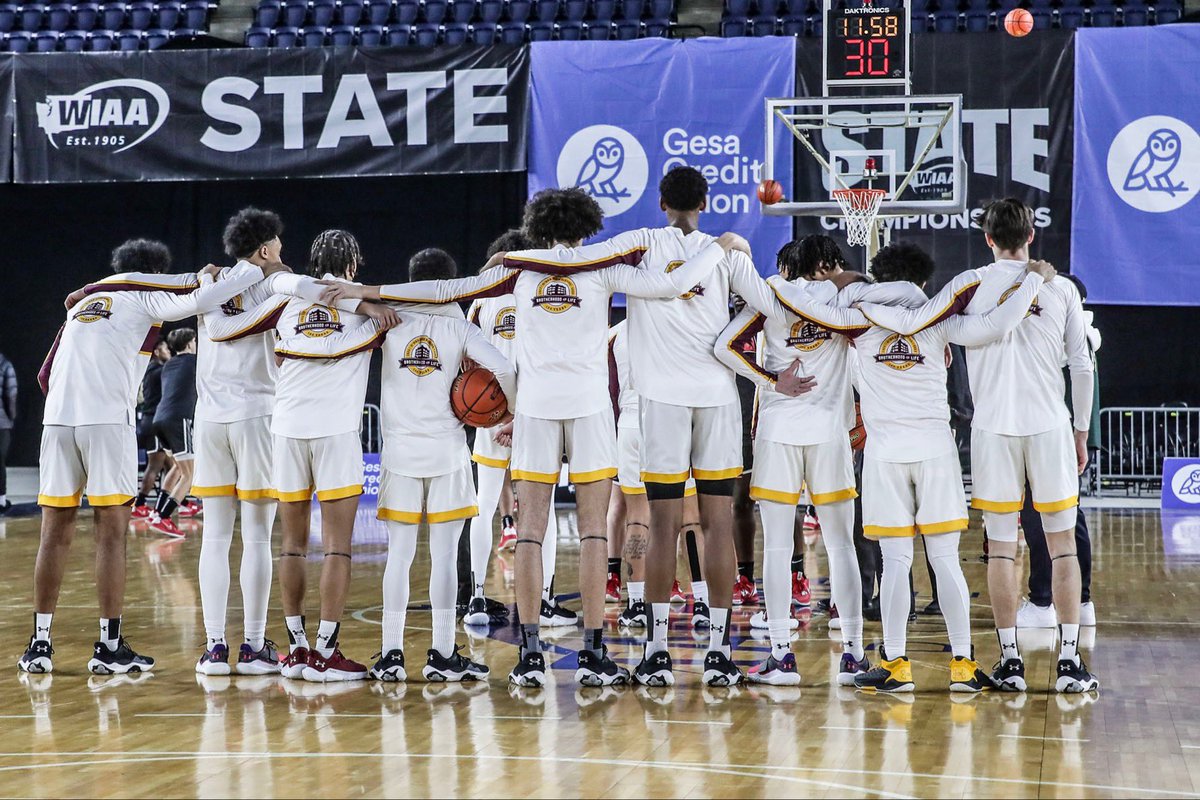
left=0, top=428, right=10, bottom=499
left=1020, top=481, right=1093, bottom=607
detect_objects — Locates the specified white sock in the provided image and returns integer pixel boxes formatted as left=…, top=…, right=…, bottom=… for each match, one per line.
left=470, top=464, right=505, bottom=599
left=285, top=615, right=308, bottom=651
left=759, top=500, right=796, bottom=653
left=646, top=602, right=670, bottom=655
left=691, top=580, right=709, bottom=605
left=628, top=580, right=645, bottom=605
left=541, top=504, right=558, bottom=601
left=383, top=521, right=418, bottom=653
left=34, top=612, right=53, bottom=643
left=1059, top=623, right=1081, bottom=662
left=99, top=617, right=121, bottom=651
left=239, top=499, right=275, bottom=652
left=198, top=495, right=235, bottom=650
left=998, top=627, right=1020, bottom=662
left=428, top=521, right=462, bottom=658
left=709, top=606, right=731, bottom=656
left=926, top=532, right=972, bottom=659
left=879, top=537, right=914, bottom=659
left=315, top=620, right=339, bottom=658
left=818, top=499, right=865, bottom=659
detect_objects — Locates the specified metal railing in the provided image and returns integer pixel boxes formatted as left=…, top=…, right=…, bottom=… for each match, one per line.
left=1098, top=406, right=1198, bottom=496
left=361, top=403, right=381, bottom=454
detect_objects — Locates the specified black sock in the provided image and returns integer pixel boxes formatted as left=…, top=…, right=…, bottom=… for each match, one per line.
left=520, top=624, right=540, bottom=658
left=584, top=628, right=603, bottom=658
left=791, top=554, right=805, bottom=575
left=737, top=560, right=754, bottom=581
left=135, top=492, right=147, bottom=507
left=155, top=492, right=179, bottom=518
left=607, top=557, right=621, bottom=578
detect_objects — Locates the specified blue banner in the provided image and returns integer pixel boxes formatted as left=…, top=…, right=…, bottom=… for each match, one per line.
left=528, top=38, right=794, bottom=278
left=1072, top=27, right=1200, bottom=306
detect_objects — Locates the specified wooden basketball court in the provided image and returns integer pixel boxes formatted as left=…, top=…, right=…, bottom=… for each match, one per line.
left=0, top=506, right=1196, bottom=799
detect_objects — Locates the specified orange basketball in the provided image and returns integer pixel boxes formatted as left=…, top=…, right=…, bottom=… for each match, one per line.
left=450, top=367, right=508, bottom=428
left=1004, top=8, right=1034, bottom=36
left=757, top=179, right=784, bottom=205
left=848, top=403, right=867, bottom=451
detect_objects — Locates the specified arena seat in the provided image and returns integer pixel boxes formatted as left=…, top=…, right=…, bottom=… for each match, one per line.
left=750, top=13, right=774, bottom=33
left=357, top=20, right=383, bottom=41
left=642, top=15, right=667, bottom=34
left=115, top=27, right=141, bottom=46
left=144, top=25, right=168, bottom=44
left=154, top=0, right=180, bottom=26
left=86, top=25, right=111, bottom=44
left=339, top=0, right=364, bottom=24
left=6, top=28, right=32, bottom=47
left=299, top=23, right=325, bottom=43
left=127, top=0, right=153, bottom=28
left=412, top=19, right=438, bottom=41
left=244, top=23, right=270, bottom=43
left=533, top=0, right=556, bottom=21
left=0, top=5, right=14, bottom=31
left=254, top=0, right=279, bottom=26
left=180, top=0, right=204, bottom=26
left=46, top=1, right=71, bottom=29
left=780, top=13, right=804, bottom=34
left=329, top=20, right=354, bottom=41
left=272, top=23, right=298, bottom=43
left=589, top=0, right=613, bottom=18
left=311, top=0, right=337, bottom=26
left=501, top=0, right=525, bottom=20
left=562, top=0, right=584, bottom=19
left=446, top=0, right=472, bottom=21
left=394, top=0, right=418, bottom=22
left=556, top=17, right=581, bottom=35
left=619, top=0, right=642, bottom=19
left=470, top=19, right=495, bottom=40
left=498, top=17, right=522, bottom=38
left=61, top=26, right=86, bottom=45
left=34, top=27, right=58, bottom=47
left=385, top=20, right=411, bottom=40
left=281, top=0, right=306, bottom=25
left=583, top=17, right=608, bottom=35
left=364, top=0, right=388, bottom=23
left=442, top=19, right=468, bottom=39
left=421, top=0, right=446, bottom=22
left=719, top=17, right=746, bottom=35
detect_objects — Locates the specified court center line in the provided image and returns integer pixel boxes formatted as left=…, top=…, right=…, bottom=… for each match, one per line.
left=477, top=715, right=562, bottom=721
left=820, top=725, right=895, bottom=733
left=644, top=719, right=734, bottom=727
left=998, top=734, right=1090, bottom=742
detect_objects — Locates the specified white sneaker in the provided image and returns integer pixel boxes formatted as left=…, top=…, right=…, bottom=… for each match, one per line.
left=749, top=610, right=798, bottom=631
left=1016, top=599, right=1057, bottom=629
left=1079, top=601, right=1096, bottom=627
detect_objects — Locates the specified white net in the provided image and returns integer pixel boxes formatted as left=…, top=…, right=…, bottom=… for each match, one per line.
left=832, top=188, right=886, bottom=247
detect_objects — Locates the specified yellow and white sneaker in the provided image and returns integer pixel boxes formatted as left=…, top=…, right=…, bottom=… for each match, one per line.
left=949, top=655, right=994, bottom=693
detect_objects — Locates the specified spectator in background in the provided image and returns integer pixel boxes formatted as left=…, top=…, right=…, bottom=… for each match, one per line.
left=0, top=349, right=17, bottom=513
left=148, top=328, right=200, bottom=537
left=132, top=339, right=173, bottom=520
left=1017, top=272, right=1099, bottom=629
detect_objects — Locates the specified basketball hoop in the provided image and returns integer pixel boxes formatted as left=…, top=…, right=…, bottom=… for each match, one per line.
left=832, top=187, right=886, bottom=247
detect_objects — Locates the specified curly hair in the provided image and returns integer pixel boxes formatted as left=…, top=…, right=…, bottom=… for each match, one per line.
left=308, top=229, right=362, bottom=279
left=659, top=166, right=708, bottom=212
left=486, top=228, right=533, bottom=258
left=166, top=327, right=196, bottom=355
left=522, top=188, right=604, bottom=248
left=409, top=248, right=457, bottom=282
left=222, top=207, right=283, bottom=260
left=777, top=235, right=849, bottom=280
left=111, top=239, right=171, bottom=274
left=869, top=242, right=936, bottom=286
left=980, top=198, right=1034, bottom=252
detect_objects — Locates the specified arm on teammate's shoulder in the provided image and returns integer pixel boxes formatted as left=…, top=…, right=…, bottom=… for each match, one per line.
left=726, top=252, right=789, bottom=323
left=765, top=275, right=869, bottom=337
left=139, top=261, right=266, bottom=322
left=263, top=272, right=361, bottom=314
left=275, top=316, right=385, bottom=361
left=857, top=269, right=982, bottom=334
left=463, top=323, right=517, bottom=410
left=939, top=272, right=1044, bottom=347
left=205, top=293, right=291, bottom=342
left=373, top=266, right=519, bottom=305
left=82, top=270, right=201, bottom=296
left=1061, top=280, right=1095, bottom=429
left=503, top=232, right=650, bottom=276
left=605, top=240, right=725, bottom=298
left=714, top=308, right=776, bottom=390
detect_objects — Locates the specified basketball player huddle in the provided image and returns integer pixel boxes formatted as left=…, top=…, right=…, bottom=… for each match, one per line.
left=21, top=165, right=1098, bottom=696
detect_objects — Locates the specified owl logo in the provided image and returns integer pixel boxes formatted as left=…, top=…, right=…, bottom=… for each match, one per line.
left=663, top=260, right=705, bottom=300
left=556, top=125, right=648, bottom=218
left=1107, top=116, right=1199, bottom=214
left=575, top=137, right=629, bottom=202
left=294, top=305, right=342, bottom=337
left=1180, top=469, right=1200, bottom=496
left=1124, top=129, right=1187, bottom=196
left=873, top=333, right=925, bottom=371
left=398, top=335, right=441, bottom=376
left=1171, top=466, right=1200, bottom=505
left=73, top=296, right=113, bottom=323
left=493, top=306, right=516, bottom=340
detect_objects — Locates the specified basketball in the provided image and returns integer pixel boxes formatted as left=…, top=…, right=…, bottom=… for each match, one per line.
left=1004, top=8, right=1034, bottom=36
left=450, top=366, right=508, bottom=427
left=757, top=178, right=784, bottom=205
left=849, top=403, right=867, bottom=451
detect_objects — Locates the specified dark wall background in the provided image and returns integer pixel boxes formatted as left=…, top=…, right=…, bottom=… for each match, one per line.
left=0, top=172, right=526, bottom=465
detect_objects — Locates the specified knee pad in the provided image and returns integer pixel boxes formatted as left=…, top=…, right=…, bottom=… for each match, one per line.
left=983, top=511, right=1019, bottom=543
left=695, top=478, right=736, bottom=497
left=1040, top=506, right=1078, bottom=534
left=645, top=481, right=687, bottom=501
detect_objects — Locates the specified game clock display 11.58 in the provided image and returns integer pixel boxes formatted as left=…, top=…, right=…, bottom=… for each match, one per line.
left=825, top=4, right=910, bottom=86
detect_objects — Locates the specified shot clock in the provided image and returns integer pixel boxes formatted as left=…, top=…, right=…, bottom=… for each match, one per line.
left=823, top=2, right=911, bottom=90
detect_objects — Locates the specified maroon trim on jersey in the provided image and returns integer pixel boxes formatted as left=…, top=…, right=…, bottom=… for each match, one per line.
left=138, top=323, right=163, bottom=356
left=210, top=300, right=288, bottom=343
left=728, top=313, right=777, bottom=384
left=468, top=303, right=482, bottom=328
left=912, top=281, right=981, bottom=333
left=276, top=331, right=386, bottom=361
left=83, top=278, right=198, bottom=296
left=503, top=246, right=647, bottom=276
left=771, top=286, right=871, bottom=340
left=38, top=325, right=65, bottom=396
left=607, top=333, right=621, bottom=428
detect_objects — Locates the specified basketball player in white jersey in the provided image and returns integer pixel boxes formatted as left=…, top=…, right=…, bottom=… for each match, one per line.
left=857, top=200, right=1098, bottom=693
left=20, top=240, right=278, bottom=675
left=768, top=241, right=1051, bottom=692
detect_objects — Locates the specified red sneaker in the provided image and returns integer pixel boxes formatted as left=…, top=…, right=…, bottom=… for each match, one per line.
left=828, top=603, right=842, bottom=630
left=177, top=500, right=202, bottom=518
left=670, top=580, right=687, bottom=604
left=149, top=515, right=184, bottom=538
left=605, top=573, right=622, bottom=603
left=791, top=573, right=811, bottom=607
left=280, top=647, right=309, bottom=680
left=803, top=510, right=821, bottom=532
left=732, top=574, right=758, bottom=606
left=302, top=648, right=367, bottom=682
left=496, top=514, right=518, bottom=552
left=131, top=504, right=152, bottom=520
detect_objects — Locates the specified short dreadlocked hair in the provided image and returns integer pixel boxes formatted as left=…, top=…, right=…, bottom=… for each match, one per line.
left=522, top=188, right=604, bottom=248
left=222, top=207, right=283, bottom=260
left=111, top=239, right=171, bottom=274
left=659, top=166, right=708, bottom=212
left=409, top=248, right=457, bottom=282
left=777, top=235, right=849, bottom=281
left=869, top=242, right=936, bottom=286
left=308, top=229, right=362, bottom=279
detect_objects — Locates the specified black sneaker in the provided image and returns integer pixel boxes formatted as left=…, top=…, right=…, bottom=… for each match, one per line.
left=702, top=651, right=744, bottom=687
left=691, top=600, right=711, bottom=629
left=17, top=638, right=53, bottom=674
left=485, top=597, right=511, bottom=620
left=509, top=650, right=547, bottom=688
left=369, top=649, right=407, bottom=682
left=864, top=596, right=882, bottom=622
left=575, top=645, right=630, bottom=687
left=423, top=645, right=488, bottom=682
left=87, top=638, right=155, bottom=675
left=991, top=658, right=1027, bottom=692
left=634, top=650, right=674, bottom=687
left=540, top=599, right=578, bottom=627
left=1055, top=656, right=1099, bottom=694
left=618, top=600, right=648, bottom=628
left=463, top=597, right=491, bottom=627
left=922, top=599, right=942, bottom=616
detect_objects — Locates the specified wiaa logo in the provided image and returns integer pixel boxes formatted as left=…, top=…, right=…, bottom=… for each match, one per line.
left=399, top=335, right=441, bottom=376
left=492, top=306, right=516, bottom=339
left=999, top=282, right=1041, bottom=317
left=295, top=305, right=343, bottom=337
left=73, top=296, right=113, bottom=323
left=786, top=320, right=832, bottom=351
left=663, top=260, right=704, bottom=300
left=36, top=79, right=169, bottom=153
left=873, top=333, right=924, bottom=370
left=532, top=276, right=581, bottom=314
left=908, top=159, right=957, bottom=201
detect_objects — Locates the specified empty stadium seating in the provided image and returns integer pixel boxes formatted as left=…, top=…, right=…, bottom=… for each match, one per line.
left=0, top=0, right=214, bottom=50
